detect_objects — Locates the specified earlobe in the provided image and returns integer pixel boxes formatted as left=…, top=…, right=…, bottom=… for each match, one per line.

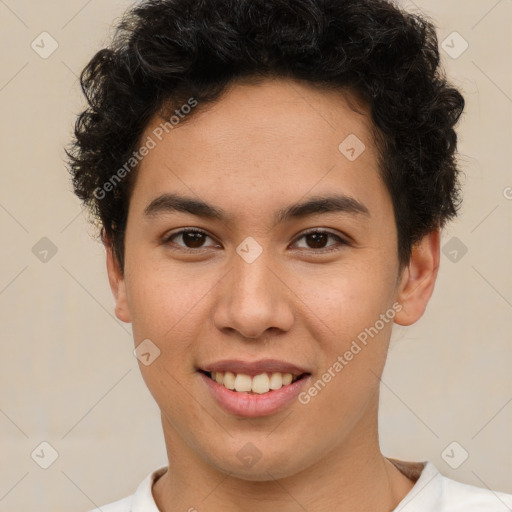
left=105, top=240, right=132, bottom=324
left=393, top=229, right=440, bottom=326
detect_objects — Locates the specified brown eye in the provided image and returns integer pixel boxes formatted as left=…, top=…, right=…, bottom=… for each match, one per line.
left=293, top=229, right=348, bottom=252
left=163, top=228, right=348, bottom=254
left=305, top=232, right=329, bottom=249
left=164, top=229, right=218, bottom=250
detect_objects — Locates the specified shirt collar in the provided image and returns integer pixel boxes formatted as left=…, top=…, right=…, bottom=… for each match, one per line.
left=129, top=459, right=441, bottom=511
left=388, top=459, right=443, bottom=511
left=130, top=466, right=167, bottom=512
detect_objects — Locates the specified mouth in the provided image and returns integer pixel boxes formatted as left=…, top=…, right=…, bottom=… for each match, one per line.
left=199, top=368, right=312, bottom=417
left=197, top=359, right=312, bottom=416
left=198, top=369, right=309, bottom=394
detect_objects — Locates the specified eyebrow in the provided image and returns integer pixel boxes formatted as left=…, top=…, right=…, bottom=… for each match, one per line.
left=143, top=192, right=370, bottom=227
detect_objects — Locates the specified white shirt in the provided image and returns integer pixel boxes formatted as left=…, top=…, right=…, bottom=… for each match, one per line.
left=89, top=459, right=512, bottom=511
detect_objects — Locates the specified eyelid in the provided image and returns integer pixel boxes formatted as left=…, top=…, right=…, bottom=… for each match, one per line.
left=163, top=228, right=218, bottom=250
left=163, top=227, right=350, bottom=252
left=290, top=228, right=350, bottom=252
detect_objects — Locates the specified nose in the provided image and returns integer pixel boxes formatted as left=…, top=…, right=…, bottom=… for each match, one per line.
left=212, top=250, right=295, bottom=340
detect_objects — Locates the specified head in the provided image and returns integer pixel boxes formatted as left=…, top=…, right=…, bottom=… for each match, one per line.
left=67, top=0, right=464, bottom=480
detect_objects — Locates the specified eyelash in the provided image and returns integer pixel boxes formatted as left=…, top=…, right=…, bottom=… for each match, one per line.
left=162, top=228, right=350, bottom=254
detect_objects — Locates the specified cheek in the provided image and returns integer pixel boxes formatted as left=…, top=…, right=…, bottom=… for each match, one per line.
left=294, top=258, right=396, bottom=408
left=297, top=256, right=396, bottom=340
left=125, top=263, right=207, bottom=407
left=294, top=267, right=394, bottom=427
left=124, top=258, right=208, bottom=359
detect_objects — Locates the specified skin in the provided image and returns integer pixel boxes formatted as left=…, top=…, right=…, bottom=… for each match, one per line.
left=105, top=77, right=440, bottom=512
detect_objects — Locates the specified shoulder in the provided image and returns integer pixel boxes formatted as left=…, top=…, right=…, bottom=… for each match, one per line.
left=86, top=466, right=168, bottom=512
left=86, top=495, right=132, bottom=512
left=389, top=458, right=512, bottom=512
left=440, top=473, right=512, bottom=511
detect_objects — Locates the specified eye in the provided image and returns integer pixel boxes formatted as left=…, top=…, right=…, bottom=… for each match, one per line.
left=163, top=228, right=349, bottom=253
left=163, top=228, right=219, bottom=251
left=292, top=229, right=349, bottom=252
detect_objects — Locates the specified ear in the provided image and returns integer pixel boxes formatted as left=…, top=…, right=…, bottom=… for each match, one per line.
left=394, top=229, right=440, bottom=326
left=104, top=235, right=132, bottom=324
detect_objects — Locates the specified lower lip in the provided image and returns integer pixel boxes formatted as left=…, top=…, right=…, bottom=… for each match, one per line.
left=200, top=372, right=310, bottom=418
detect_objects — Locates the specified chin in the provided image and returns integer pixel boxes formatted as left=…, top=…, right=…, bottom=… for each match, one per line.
left=205, top=442, right=309, bottom=482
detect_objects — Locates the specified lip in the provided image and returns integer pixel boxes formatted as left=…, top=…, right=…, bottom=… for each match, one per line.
left=200, top=371, right=311, bottom=417
left=199, top=358, right=310, bottom=377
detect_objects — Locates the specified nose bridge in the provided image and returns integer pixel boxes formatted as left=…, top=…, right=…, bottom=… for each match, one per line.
left=233, top=250, right=275, bottom=303
left=212, top=245, right=294, bottom=339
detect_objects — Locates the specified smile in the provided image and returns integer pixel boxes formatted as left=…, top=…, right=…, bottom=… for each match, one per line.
left=201, top=370, right=305, bottom=394
left=198, top=361, right=312, bottom=417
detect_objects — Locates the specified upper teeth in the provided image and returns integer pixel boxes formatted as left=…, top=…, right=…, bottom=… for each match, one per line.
left=210, top=371, right=298, bottom=394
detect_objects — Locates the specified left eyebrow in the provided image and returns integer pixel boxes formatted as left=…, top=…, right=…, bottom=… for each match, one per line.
left=272, top=194, right=370, bottom=228
left=143, top=192, right=370, bottom=227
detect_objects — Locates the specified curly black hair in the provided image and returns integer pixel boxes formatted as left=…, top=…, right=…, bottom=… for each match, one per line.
left=66, top=0, right=465, bottom=275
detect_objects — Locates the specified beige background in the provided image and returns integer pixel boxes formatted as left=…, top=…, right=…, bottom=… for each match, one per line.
left=0, top=0, right=511, bottom=510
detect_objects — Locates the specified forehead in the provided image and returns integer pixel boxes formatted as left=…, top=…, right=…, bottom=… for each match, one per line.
left=128, top=77, right=388, bottom=225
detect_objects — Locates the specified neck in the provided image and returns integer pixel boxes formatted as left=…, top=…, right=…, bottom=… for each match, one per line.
left=153, top=399, right=415, bottom=512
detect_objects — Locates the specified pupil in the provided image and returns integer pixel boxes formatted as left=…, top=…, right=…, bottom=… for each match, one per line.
left=307, top=233, right=327, bottom=249
left=184, top=232, right=205, bottom=248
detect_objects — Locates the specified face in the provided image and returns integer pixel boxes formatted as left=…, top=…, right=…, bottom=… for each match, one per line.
left=106, top=77, right=439, bottom=481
